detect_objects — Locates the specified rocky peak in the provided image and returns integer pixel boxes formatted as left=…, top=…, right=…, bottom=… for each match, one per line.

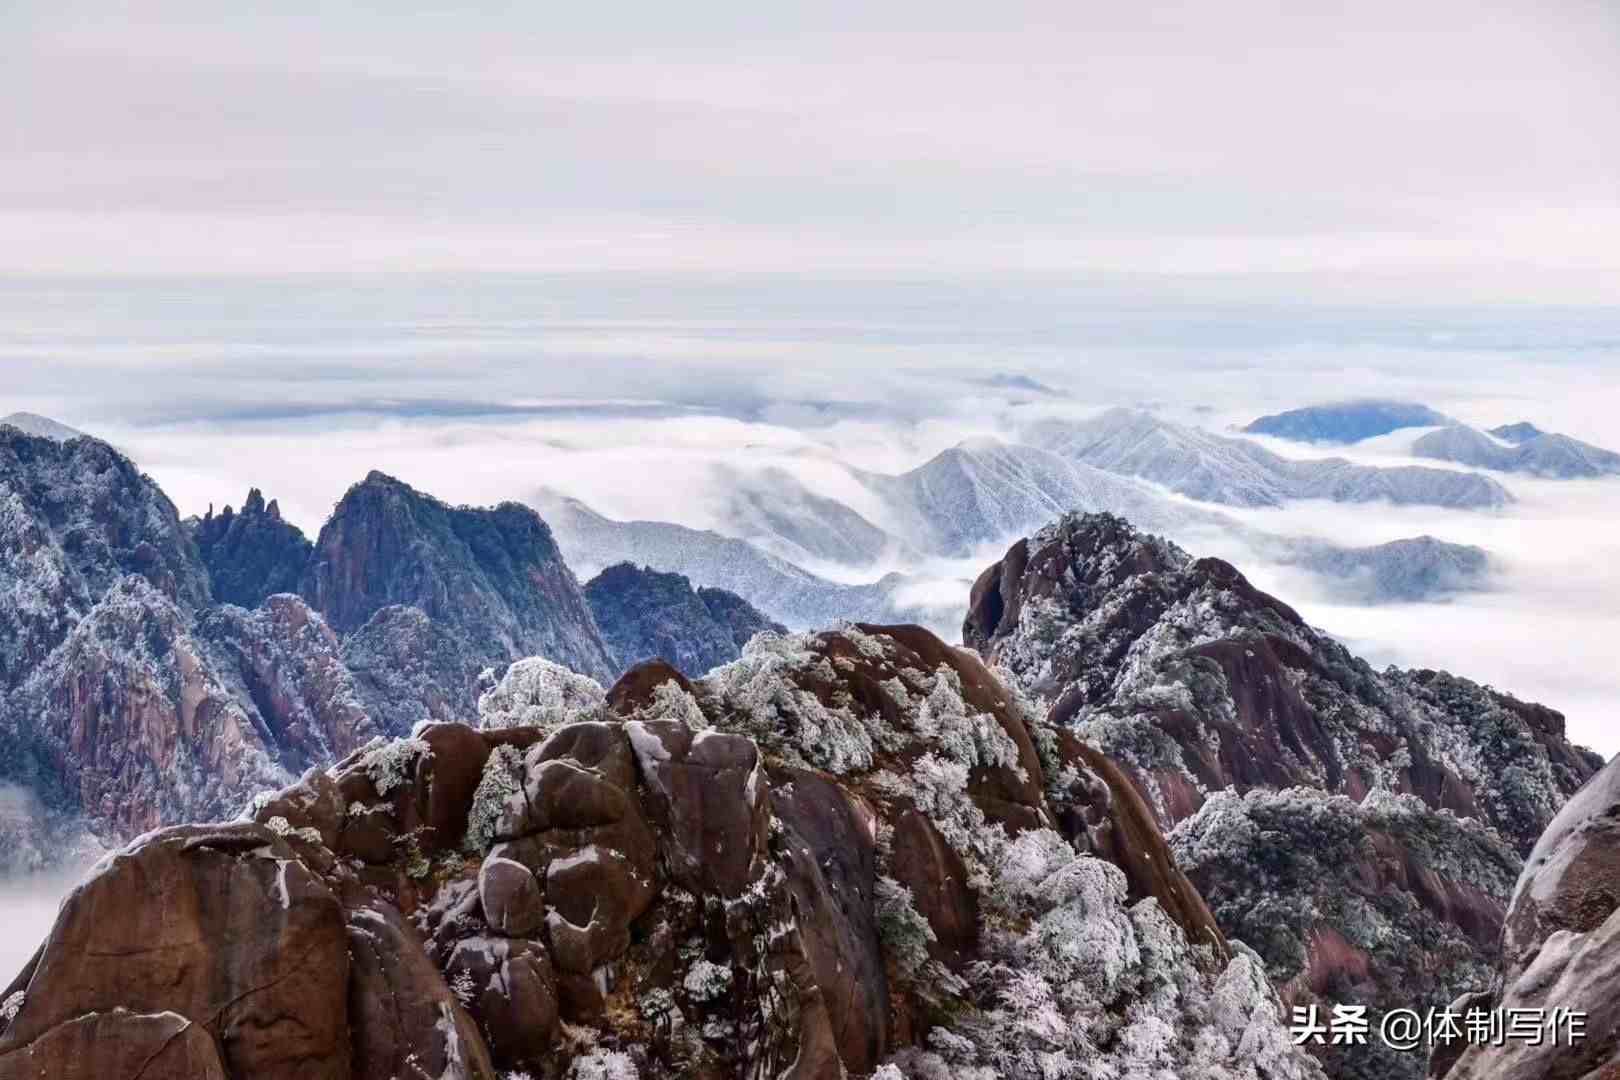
left=0, top=427, right=210, bottom=637
left=965, top=511, right=1601, bottom=1080
left=188, top=487, right=313, bottom=609
left=300, top=472, right=614, bottom=683
left=584, top=561, right=786, bottom=678
left=0, top=623, right=1322, bottom=1080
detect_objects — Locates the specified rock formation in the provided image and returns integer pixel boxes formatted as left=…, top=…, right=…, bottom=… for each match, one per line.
left=584, top=561, right=784, bottom=678
left=0, top=624, right=1324, bottom=1080
left=966, top=512, right=1602, bottom=1080
left=188, top=488, right=313, bottom=608
left=1435, top=753, right=1620, bottom=1079
left=0, top=434, right=636, bottom=871
left=301, top=471, right=615, bottom=684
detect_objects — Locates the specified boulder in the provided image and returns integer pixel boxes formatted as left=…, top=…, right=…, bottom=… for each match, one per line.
left=0, top=823, right=350, bottom=1080
left=625, top=719, right=770, bottom=898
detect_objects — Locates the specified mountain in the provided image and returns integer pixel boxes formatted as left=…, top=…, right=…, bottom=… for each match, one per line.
left=0, top=438, right=632, bottom=871
left=964, top=513, right=1600, bottom=1080
left=301, top=471, right=615, bottom=683
left=0, top=625, right=1323, bottom=1080
left=855, top=436, right=1228, bottom=556
left=0, top=414, right=84, bottom=443
left=583, top=561, right=785, bottom=677
left=709, top=463, right=902, bottom=567
left=1412, top=422, right=1620, bottom=478
left=535, top=491, right=923, bottom=628
left=1266, top=534, right=1492, bottom=603
left=187, top=488, right=313, bottom=608
left=1487, top=421, right=1541, bottom=444
left=1243, top=400, right=1452, bottom=443
left=1028, top=408, right=1513, bottom=508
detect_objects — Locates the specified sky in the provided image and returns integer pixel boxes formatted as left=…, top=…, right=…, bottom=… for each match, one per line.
left=4, top=0, right=1620, bottom=299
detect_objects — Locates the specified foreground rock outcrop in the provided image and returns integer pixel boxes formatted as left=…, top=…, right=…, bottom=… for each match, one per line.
left=967, top=513, right=1602, bottom=1080
left=1437, top=753, right=1620, bottom=1080
left=0, top=624, right=1323, bottom=1080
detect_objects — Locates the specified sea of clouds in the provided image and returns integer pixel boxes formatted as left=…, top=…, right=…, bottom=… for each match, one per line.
left=4, top=275, right=1617, bottom=758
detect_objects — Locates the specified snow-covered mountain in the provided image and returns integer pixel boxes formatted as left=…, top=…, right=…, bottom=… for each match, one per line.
left=1242, top=400, right=1453, bottom=444
left=853, top=437, right=1228, bottom=556
left=0, top=413, right=85, bottom=442
left=1260, top=534, right=1492, bottom=603
left=966, top=512, right=1600, bottom=1080
left=1413, top=422, right=1620, bottom=478
left=0, top=433, right=777, bottom=871
left=539, top=436, right=1499, bottom=629
left=1026, top=407, right=1513, bottom=508
left=533, top=491, right=925, bottom=629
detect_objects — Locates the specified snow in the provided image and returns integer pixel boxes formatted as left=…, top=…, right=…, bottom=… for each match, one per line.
left=477, top=656, right=606, bottom=732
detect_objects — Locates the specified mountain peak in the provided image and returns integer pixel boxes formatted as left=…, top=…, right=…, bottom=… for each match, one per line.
left=0, top=411, right=85, bottom=442
left=1488, top=421, right=1545, bottom=444
left=1243, top=399, right=1452, bottom=443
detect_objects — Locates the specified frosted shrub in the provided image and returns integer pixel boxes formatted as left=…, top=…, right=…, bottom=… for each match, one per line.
left=353, top=736, right=431, bottom=795
left=463, top=744, right=524, bottom=854
left=706, top=632, right=878, bottom=774
left=681, top=958, right=733, bottom=1002
left=1, top=991, right=23, bottom=1024
left=478, top=657, right=605, bottom=732
left=643, top=678, right=707, bottom=729
left=567, top=1048, right=639, bottom=1079
left=264, top=815, right=323, bottom=845
left=874, top=876, right=936, bottom=980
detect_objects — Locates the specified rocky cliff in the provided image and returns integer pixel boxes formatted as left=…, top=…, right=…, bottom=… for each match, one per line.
left=302, top=471, right=615, bottom=684
left=1435, top=754, right=1620, bottom=1079
left=188, top=488, right=313, bottom=608
left=0, top=624, right=1324, bottom=1080
left=965, top=512, right=1602, bottom=1080
left=584, top=561, right=785, bottom=678
left=0, top=438, right=633, bottom=871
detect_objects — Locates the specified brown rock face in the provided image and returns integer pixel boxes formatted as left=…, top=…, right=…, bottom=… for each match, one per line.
left=0, top=823, right=351, bottom=1080
left=626, top=719, right=770, bottom=899
left=345, top=895, right=495, bottom=1080
left=1440, top=754, right=1620, bottom=1080
left=0, top=1010, right=227, bottom=1080
left=0, top=627, right=1320, bottom=1080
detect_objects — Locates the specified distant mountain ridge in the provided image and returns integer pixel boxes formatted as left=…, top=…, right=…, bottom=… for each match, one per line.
left=583, top=562, right=785, bottom=678
left=1243, top=400, right=1453, bottom=443
left=0, top=432, right=777, bottom=870
left=1413, top=422, right=1620, bottom=478
left=1027, top=407, right=1512, bottom=509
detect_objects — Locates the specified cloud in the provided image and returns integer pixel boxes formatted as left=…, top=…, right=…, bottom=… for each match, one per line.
left=3, top=0, right=1618, bottom=290
left=6, top=278, right=1620, bottom=756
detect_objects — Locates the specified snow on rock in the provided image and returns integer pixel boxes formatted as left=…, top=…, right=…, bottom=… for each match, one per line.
left=2, top=623, right=1321, bottom=1080
left=967, top=511, right=1601, bottom=1080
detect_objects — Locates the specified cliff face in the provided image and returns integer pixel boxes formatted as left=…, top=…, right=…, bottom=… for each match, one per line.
left=584, top=561, right=785, bottom=678
left=187, top=488, right=313, bottom=608
left=1437, top=754, right=1620, bottom=1080
left=0, top=428, right=209, bottom=692
left=300, top=471, right=615, bottom=684
left=965, top=513, right=1602, bottom=1080
left=0, top=624, right=1323, bottom=1080
left=9, top=578, right=378, bottom=860
left=0, top=442, right=628, bottom=871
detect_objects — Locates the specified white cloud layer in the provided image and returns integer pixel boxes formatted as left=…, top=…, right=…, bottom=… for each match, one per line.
left=3, top=0, right=1618, bottom=294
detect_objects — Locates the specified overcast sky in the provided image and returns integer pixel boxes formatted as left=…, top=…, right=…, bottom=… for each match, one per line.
left=4, top=0, right=1619, bottom=297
